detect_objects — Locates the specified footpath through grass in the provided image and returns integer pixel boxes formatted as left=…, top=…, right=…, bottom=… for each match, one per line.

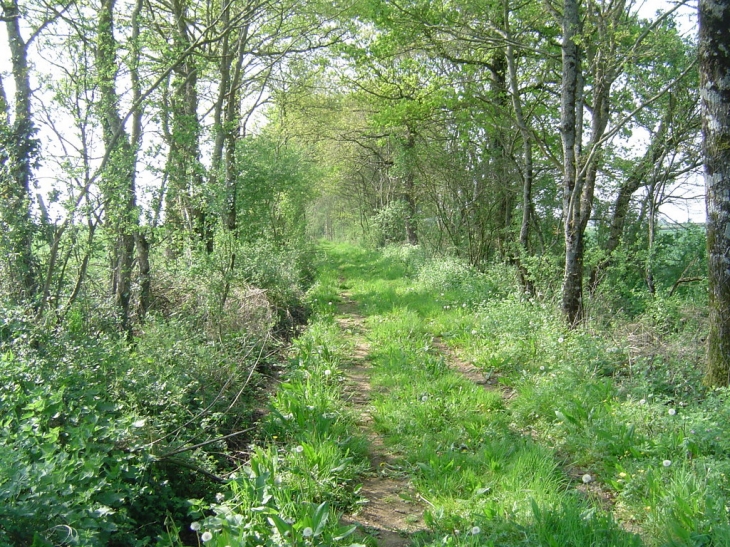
left=311, top=242, right=730, bottom=547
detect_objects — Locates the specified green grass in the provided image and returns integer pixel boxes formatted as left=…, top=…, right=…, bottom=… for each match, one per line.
left=314, top=241, right=729, bottom=547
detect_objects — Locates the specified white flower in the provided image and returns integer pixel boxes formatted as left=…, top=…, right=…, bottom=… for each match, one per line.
left=471, top=526, right=481, bottom=535
left=663, top=460, right=672, bottom=467
left=215, top=492, right=225, bottom=502
left=582, top=474, right=593, bottom=484
left=201, top=531, right=213, bottom=542
left=190, top=522, right=201, bottom=531
left=294, top=445, right=304, bottom=453
left=303, top=527, right=313, bottom=538
left=668, top=408, right=677, bottom=416
left=324, top=369, right=332, bottom=376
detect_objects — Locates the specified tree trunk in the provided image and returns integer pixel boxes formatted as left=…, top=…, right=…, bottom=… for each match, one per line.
left=1, top=0, right=38, bottom=300
left=505, top=0, right=534, bottom=293
left=403, top=128, right=418, bottom=245
left=700, top=0, right=730, bottom=386
left=165, top=0, right=212, bottom=251
left=96, top=0, right=138, bottom=335
left=559, top=0, right=583, bottom=325
left=560, top=0, right=618, bottom=325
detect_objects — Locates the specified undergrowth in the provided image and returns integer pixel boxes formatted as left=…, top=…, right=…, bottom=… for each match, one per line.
left=320, top=241, right=727, bottom=547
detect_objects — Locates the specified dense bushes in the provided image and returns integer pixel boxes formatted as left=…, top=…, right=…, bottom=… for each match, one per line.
left=0, top=233, right=317, bottom=545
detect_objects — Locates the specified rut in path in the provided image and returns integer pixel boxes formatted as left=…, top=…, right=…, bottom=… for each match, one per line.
left=335, top=296, right=426, bottom=547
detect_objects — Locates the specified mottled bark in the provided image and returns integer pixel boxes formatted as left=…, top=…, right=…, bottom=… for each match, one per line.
left=96, top=0, right=138, bottom=335
left=165, top=0, right=212, bottom=251
left=1, top=0, right=38, bottom=299
left=560, top=0, right=583, bottom=325
left=700, top=0, right=730, bottom=385
left=560, top=0, right=623, bottom=325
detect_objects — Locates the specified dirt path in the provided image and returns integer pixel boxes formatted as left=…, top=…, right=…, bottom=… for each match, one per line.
left=336, top=296, right=426, bottom=547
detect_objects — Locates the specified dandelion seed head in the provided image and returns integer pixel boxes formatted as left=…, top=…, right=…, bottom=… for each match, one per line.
left=471, top=329, right=478, bottom=335
left=582, top=473, right=593, bottom=483
left=324, top=369, right=332, bottom=376
left=294, top=445, right=304, bottom=453
left=540, top=365, right=545, bottom=371
left=558, top=336, right=565, bottom=344
left=303, top=527, right=313, bottom=538
left=471, top=526, right=481, bottom=535
left=201, top=532, right=213, bottom=542
left=639, top=399, right=646, bottom=405
left=215, top=492, right=225, bottom=502
left=668, top=408, right=677, bottom=416
left=663, top=460, right=672, bottom=467
left=190, top=522, right=201, bottom=531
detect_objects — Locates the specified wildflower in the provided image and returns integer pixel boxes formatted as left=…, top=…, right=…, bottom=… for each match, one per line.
left=201, top=531, right=213, bottom=542
left=663, top=460, right=672, bottom=467
left=668, top=408, right=677, bottom=416
left=215, top=492, right=225, bottom=502
left=582, top=474, right=593, bottom=484
left=324, top=369, right=332, bottom=376
left=303, top=527, right=314, bottom=538
left=471, top=526, right=481, bottom=535
left=294, top=445, right=304, bottom=453
left=190, top=522, right=201, bottom=531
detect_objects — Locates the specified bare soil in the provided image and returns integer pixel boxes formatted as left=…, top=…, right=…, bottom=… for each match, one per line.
left=336, top=296, right=426, bottom=547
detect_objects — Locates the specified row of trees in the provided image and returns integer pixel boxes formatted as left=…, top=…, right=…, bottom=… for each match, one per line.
left=0, top=0, right=337, bottom=333
left=288, top=0, right=700, bottom=316
left=1, top=0, right=728, bottom=382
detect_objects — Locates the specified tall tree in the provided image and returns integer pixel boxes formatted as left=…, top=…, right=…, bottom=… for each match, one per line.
left=96, top=0, right=140, bottom=334
left=0, top=0, right=40, bottom=299
left=700, top=0, right=730, bottom=385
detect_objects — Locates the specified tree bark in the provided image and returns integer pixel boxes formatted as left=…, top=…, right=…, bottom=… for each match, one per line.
left=96, top=0, right=138, bottom=335
left=559, top=0, right=583, bottom=325
left=165, top=0, right=212, bottom=251
left=402, top=128, right=418, bottom=245
left=1, top=0, right=38, bottom=300
left=700, top=0, right=730, bottom=386
left=505, top=0, right=534, bottom=293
